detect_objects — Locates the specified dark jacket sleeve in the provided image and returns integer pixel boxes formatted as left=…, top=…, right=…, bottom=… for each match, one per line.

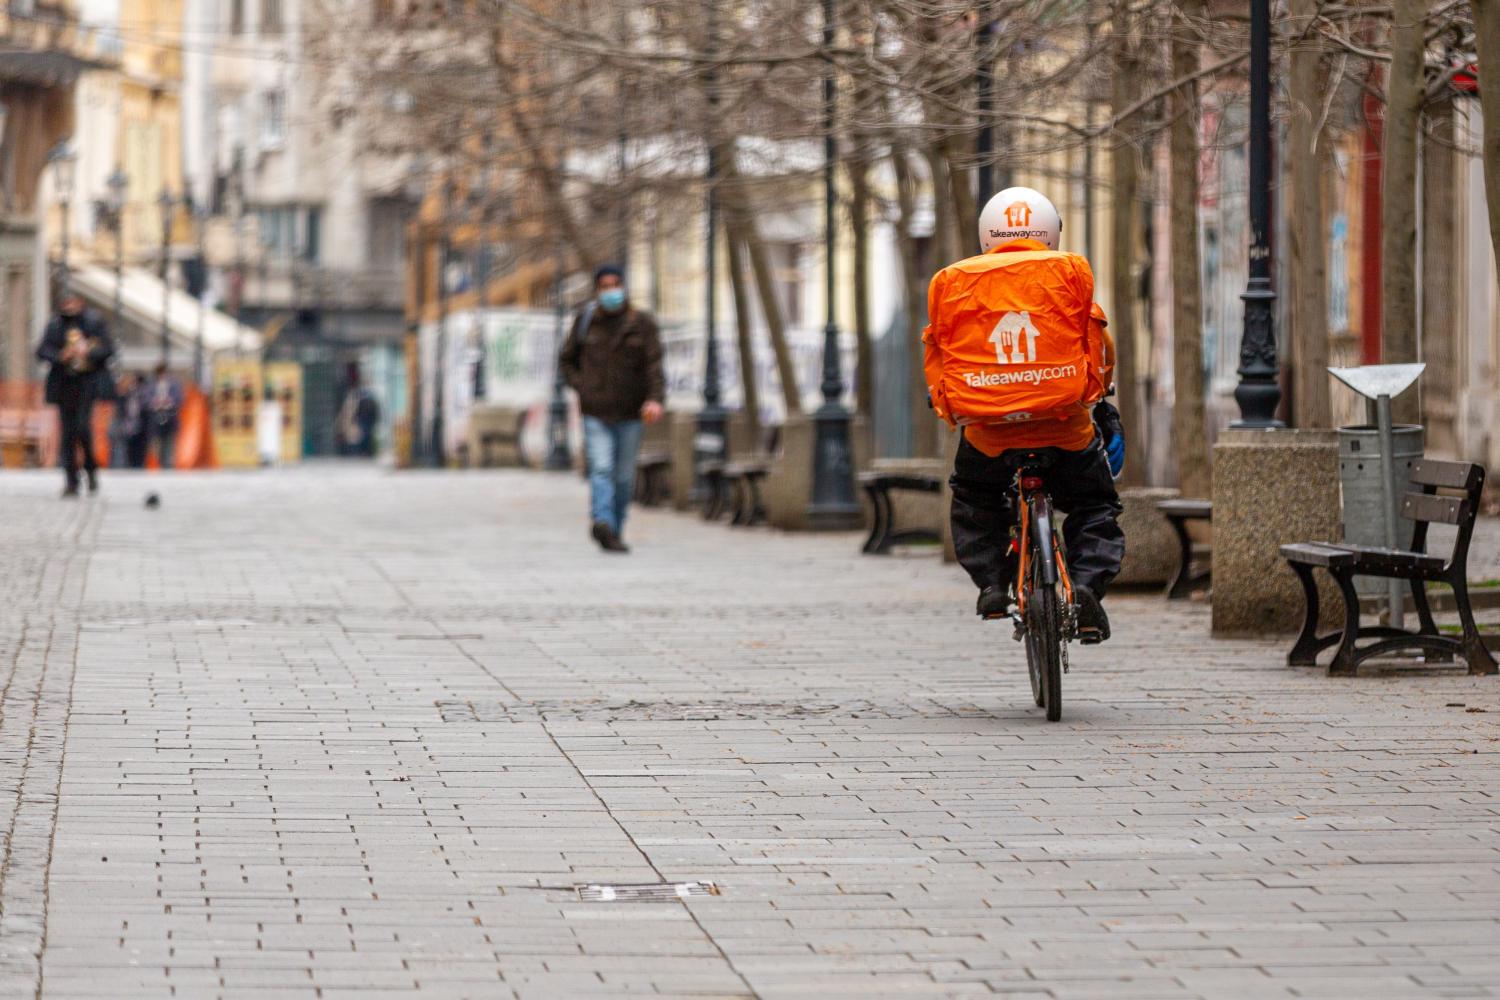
left=639, top=312, right=665, bottom=404
left=35, top=319, right=63, bottom=364
left=85, top=313, right=115, bottom=367
left=558, top=312, right=584, bottom=392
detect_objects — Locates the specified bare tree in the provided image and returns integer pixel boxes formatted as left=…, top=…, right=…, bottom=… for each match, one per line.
left=1108, top=0, right=1147, bottom=485
left=1169, top=0, right=1210, bottom=499
left=1381, top=0, right=1425, bottom=423
left=1288, top=0, right=1331, bottom=429
left=725, top=227, right=763, bottom=445
left=1475, top=0, right=1500, bottom=272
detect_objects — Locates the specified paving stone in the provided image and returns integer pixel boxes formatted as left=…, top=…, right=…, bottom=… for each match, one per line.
left=0, top=467, right=1498, bottom=998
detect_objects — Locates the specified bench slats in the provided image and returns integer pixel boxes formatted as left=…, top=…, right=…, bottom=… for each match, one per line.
left=1157, top=499, right=1213, bottom=519
left=1410, top=458, right=1482, bottom=492
left=1400, top=492, right=1468, bottom=526
left=1340, top=545, right=1446, bottom=574
left=1280, top=542, right=1357, bottom=567
left=858, top=472, right=942, bottom=493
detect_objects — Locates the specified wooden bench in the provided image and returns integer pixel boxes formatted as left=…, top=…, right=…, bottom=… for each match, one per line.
left=700, top=427, right=779, bottom=525
left=859, top=469, right=943, bottom=554
left=722, top=458, right=771, bottom=526
left=1280, top=459, right=1496, bottom=677
left=634, top=450, right=671, bottom=506
left=470, top=407, right=531, bottom=468
left=1157, top=498, right=1213, bottom=599
left=0, top=408, right=46, bottom=468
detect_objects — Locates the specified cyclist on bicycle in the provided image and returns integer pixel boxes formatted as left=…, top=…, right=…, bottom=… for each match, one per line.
left=923, top=187, right=1125, bottom=644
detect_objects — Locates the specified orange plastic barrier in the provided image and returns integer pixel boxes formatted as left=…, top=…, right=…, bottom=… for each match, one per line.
left=175, top=385, right=218, bottom=470
left=94, top=385, right=217, bottom=472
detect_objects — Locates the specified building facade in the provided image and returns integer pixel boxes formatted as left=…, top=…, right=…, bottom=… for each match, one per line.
left=0, top=1, right=96, bottom=406
left=181, top=0, right=413, bottom=455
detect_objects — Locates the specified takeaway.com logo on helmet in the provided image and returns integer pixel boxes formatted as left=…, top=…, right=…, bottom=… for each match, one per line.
left=978, top=186, right=1062, bottom=252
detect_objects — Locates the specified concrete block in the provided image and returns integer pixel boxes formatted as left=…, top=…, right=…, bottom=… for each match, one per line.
left=1212, top=427, right=1343, bottom=636
left=764, top=414, right=872, bottom=532
left=1114, top=487, right=1182, bottom=587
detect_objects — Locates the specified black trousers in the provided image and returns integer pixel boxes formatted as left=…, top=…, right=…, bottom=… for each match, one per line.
left=949, top=434, right=1125, bottom=598
left=56, top=385, right=98, bottom=490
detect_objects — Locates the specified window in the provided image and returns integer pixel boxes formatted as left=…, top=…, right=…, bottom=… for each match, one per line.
left=257, top=206, right=295, bottom=258
left=229, top=0, right=244, bottom=34
left=261, top=0, right=283, bottom=34
left=260, top=89, right=286, bottom=147
left=768, top=242, right=804, bottom=328
left=368, top=198, right=412, bottom=271
left=303, top=206, right=321, bottom=262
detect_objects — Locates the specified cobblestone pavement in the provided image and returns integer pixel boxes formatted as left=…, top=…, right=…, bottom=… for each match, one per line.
left=1, top=465, right=1498, bottom=1000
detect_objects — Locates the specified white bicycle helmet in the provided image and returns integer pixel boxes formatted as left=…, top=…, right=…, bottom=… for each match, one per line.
left=978, top=187, right=1062, bottom=252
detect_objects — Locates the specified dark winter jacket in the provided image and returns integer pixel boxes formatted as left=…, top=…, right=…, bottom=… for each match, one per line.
left=36, top=310, right=116, bottom=405
left=558, top=303, right=665, bottom=423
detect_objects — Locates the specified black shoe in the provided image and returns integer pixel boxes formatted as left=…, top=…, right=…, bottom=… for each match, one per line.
left=977, top=585, right=1012, bottom=620
left=591, top=521, right=630, bottom=553
left=61, top=484, right=80, bottom=499
left=86, top=470, right=98, bottom=494
left=1075, top=588, right=1111, bottom=645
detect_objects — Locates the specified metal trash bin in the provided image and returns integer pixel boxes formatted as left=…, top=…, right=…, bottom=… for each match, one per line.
left=1338, top=423, right=1424, bottom=594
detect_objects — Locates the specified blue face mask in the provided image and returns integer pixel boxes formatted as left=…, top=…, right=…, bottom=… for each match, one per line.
left=598, top=288, right=627, bottom=312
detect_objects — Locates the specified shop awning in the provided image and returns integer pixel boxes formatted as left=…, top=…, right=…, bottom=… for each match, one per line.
left=69, top=264, right=263, bottom=356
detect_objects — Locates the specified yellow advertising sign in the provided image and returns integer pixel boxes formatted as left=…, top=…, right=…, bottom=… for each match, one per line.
left=211, top=359, right=262, bottom=468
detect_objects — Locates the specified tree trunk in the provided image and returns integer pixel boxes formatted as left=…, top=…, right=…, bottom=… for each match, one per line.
left=1381, top=0, right=1424, bottom=425
left=926, top=145, right=960, bottom=267
left=1169, top=0, right=1210, bottom=499
left=946, top=137, right=979, bottom=258
left=1474, top=0, right=1500, bottom=283
left=717, top=153, right=802, bottom=416
left=1109, top=0, right=1146, bottom=485
left=1288, top=0, right=1331, bottom=429
left=849, top=155, right=875, bottom=416
left=1421, top=98, right=1457, bottom=453
left=725, top=225, right=763, bottom=446
left=893, top=146, right=937, bottom=457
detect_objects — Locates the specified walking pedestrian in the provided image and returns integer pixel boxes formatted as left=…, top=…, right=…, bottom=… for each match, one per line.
left=558, top=264, right=665, bottom=553
left=145, top=363, right=184, bottom=470
left=107, top=372, right=141, bottom=469
left=36, top=293, right=115, bottom=497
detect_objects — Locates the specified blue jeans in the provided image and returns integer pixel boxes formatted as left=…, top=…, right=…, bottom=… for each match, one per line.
left=583, top=416, right=645, bottom=533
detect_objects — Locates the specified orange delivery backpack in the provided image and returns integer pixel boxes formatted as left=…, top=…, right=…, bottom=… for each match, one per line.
left=922, top=248, right=1106, bottom=427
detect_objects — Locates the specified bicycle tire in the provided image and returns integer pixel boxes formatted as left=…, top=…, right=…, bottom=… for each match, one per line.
left=1021, top=570, right=1064, bottom=718
left=1024, top=600, right=1046, bottom=708
left=1034, top=578, right=1063, bottom=722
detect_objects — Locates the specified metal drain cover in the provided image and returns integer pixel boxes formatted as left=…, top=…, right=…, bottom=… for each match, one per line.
left=576, top=881, right=721, bottom=902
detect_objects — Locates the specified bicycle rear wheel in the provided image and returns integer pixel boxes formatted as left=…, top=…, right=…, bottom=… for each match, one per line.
left=1023, top=568, right=1064, bottom=721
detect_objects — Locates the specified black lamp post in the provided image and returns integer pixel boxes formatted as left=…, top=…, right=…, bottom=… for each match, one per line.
left=975, top=19, right=999, bottom=204
left=431, top=177, right=455, bottom=467
left=105, top=168, right=127, bottom=339
left=1232, top=0, right=1282, bottom=428
left=806, top=0, right=860, bottom=529
left=190, top=196, right=208, bottom=387
left=48, top=142, right=77, bottom=297
left=469, top=172, right=490, bottom=404
left=157, top=187, right=175, bottom=367
left=544, top=243, right=572, bottom=470
left=695, top=8, right=727, bottom=496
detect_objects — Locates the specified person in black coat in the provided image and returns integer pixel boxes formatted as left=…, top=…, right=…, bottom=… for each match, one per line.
left=35, top=293, right=116, bottom=496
